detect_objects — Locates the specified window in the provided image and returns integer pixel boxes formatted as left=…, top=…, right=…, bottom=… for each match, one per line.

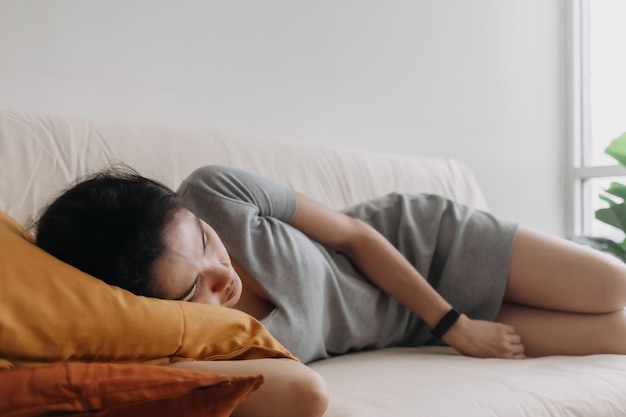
left=568, top=0, right=626, bottom=241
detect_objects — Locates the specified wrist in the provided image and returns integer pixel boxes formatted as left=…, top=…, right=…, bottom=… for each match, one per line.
left=430, top=307, right=461, bottom=340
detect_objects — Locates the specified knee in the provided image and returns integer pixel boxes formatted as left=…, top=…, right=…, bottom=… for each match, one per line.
left=290, top=368, right=329, bottom=417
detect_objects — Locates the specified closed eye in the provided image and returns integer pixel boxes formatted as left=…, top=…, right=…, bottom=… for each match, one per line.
left=177, top=277, right=198, bottom=301
left=186, top=281, right=200, bottom=302
left=175, top=217, right=207, bottom=302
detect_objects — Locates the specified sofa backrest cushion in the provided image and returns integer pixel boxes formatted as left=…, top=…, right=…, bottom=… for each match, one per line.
left=0, top=111, right=488, bottom=227
left=0, top=211, right=296, bottom=368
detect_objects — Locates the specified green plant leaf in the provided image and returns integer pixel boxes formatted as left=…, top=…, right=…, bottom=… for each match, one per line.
left=596, top=182, right=626, bottom=232
left=603, top=182, right=626, bottom=201
left=605, top=132, right=626, bottom=167
left=596, top=203, right=626, bottom=233
left=580, top=132, right=626, bottom=261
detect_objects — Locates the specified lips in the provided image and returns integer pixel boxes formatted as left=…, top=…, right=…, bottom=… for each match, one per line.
left=224, top=279, right=238, bottom=304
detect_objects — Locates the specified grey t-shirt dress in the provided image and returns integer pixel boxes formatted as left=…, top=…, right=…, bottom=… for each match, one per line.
left=177, top=165, right=518, bottom=364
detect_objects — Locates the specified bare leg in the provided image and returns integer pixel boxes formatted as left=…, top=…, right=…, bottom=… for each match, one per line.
left=496, top=226, right=626, bottom=356
left=496, top=302, right=626, bottom=356
left=504, top=226, right=626, bottom=313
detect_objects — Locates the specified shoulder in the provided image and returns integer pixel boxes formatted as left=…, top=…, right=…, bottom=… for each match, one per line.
left=179, top=165, right=242, bottom=188
left=177, top=165, right=261, bottom=200
left=178, top=165, right=296, bottom=221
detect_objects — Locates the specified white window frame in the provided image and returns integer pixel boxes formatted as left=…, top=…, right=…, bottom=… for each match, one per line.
left=566, top=0, right=626, bottom=239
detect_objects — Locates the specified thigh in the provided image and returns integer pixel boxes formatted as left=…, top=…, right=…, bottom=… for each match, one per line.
left=496, top=302, right=626, bottom=356
left=504, top=226, right=626, bottom=313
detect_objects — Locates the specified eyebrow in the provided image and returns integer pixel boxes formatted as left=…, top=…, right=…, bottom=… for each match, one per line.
left=173, top=217, right=205, bottom=301
left=196, top=217, right=207, bottom=251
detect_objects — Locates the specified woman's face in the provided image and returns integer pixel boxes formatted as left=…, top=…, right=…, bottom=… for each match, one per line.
left=152, top=208, right=242, bottom=307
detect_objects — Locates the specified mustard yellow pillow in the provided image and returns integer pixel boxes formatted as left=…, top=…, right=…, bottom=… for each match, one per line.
left=0, top=211, right=295, bottom=368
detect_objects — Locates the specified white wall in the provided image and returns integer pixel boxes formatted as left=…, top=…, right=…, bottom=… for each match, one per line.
left=0, top=0, right=567, bottom=235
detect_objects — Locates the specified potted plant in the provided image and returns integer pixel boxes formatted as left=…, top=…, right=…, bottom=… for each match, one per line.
left=573, top=132, right=626, bottom=261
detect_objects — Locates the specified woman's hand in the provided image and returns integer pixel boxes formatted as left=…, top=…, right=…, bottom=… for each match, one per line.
left=442, top=314, right=526, bottom=359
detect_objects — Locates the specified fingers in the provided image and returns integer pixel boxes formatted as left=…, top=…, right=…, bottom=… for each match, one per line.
left=502, top=325, right=525, bottom=359
left=508, top=339, right=526, bottom=359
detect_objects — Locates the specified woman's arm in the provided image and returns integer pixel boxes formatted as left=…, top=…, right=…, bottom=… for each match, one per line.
left=290, top=192, right=525, bottom=359
left=163, top=358, right=328, bottom=417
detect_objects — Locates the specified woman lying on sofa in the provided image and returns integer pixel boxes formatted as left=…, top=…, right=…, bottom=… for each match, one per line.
left=35, top=164, right=626, bottom=416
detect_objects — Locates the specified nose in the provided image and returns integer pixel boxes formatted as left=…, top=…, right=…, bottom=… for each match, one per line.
left=208, top=264, right=232, bottom=294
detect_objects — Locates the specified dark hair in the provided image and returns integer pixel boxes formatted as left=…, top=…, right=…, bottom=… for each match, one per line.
left=34, top=165, right=184, bottom=297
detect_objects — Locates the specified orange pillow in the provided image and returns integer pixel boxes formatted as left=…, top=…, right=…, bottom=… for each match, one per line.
left=0, top=362, right=263, bottom=417
left=0, top=211, right=296, bottom=367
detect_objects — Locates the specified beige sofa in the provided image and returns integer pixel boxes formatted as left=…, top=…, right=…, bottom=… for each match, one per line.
left=2, top=110, right=626, bottom=416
